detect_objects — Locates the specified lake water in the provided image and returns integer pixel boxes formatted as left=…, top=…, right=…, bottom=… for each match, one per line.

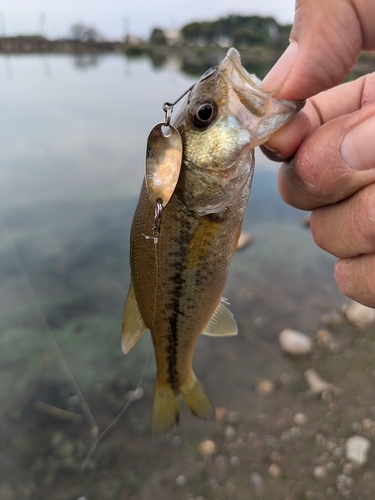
left=0, top=53, right=352, bottom=499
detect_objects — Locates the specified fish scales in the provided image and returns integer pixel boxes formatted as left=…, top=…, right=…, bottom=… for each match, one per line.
left=122, top=48, right=304, bottom=437
left=131, top=181, right=248, bottom=386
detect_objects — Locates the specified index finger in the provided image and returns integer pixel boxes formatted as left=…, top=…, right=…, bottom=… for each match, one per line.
left=275, top=75, right=375, bottom=210
left=263, top=73, right=375, bottom=160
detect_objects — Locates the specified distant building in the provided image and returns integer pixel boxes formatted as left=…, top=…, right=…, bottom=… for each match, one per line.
left=163, top=29, right=181, bottom=46
left=125, top=35, right=144, bottom=45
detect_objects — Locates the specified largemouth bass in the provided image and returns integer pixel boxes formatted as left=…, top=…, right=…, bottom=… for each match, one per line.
left=122, top=48, right=303, bottom=437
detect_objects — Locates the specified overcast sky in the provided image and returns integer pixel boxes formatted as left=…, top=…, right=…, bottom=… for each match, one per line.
left=0, top=0, right=296, bottom=40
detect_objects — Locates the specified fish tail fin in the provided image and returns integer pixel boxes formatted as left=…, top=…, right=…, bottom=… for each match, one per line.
left=152, top=381, right=180, bottom=439
left=181, top=372, right=216, bottom=422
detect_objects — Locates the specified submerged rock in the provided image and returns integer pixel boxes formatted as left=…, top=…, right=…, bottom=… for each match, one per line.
left=343, top=301, right=375, bottom=328
left=279, top=329, right=313, bottom=356
left=305, top=369, right=343, bottom=397
left=320, top=310, right=343, bottom=327
left=300, top=213, right=311, bottom=228
left=313, top=465, right=327, bottom=480
left=215, top=407, right=228, bottom=423
left=256, top=379, right=275, bottom=395
left=126, top=387, right=144, bottom=401
left=175, top=475, right=187, bottom=486
left=345, top=435, right=371, bottom=465
left=268, top=463, right=282, bottom=478
left=198, top=439, right=216, bottom=457
left=250, top=472, right=263, bottom=488
left=236, top=231, right=254, bottom=250
left=294, top=412, right=308, bottom=426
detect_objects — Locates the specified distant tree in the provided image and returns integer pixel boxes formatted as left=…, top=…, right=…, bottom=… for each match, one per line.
left=181, top=15, right=282, bottom=46
left=150, top=28, right=167, bottom=45
left=70, top=23, right=101, bottom=42
left=232, top=26, right=269, bottom=46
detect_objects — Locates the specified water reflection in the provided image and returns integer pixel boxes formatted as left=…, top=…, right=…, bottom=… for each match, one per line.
left=73, top=53, right=101, bottom=70
left=1, top=53, right=364, bottom=500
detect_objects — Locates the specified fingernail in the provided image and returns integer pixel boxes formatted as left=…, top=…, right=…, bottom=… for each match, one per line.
left=341, top=115, right=375, bottom=170
left=261, top=144, right=280, bottom=155
left=260, top=144, right=285, bottom=162
left=261, top=42, right=298, bottom=93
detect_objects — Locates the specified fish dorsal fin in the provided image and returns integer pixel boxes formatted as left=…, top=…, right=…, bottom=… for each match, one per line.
left=202, top=298, right=238, bottom=336
left=121, top=282, right=147, bottom=354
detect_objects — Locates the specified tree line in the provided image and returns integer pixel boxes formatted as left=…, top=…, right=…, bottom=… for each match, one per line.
left=150, top=15, right=292, bottom=47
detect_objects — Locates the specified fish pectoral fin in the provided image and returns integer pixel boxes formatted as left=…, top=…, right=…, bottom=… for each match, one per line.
left=121, top=282, right=147, bottom=354
left=202, top=298, right=238, bottom=336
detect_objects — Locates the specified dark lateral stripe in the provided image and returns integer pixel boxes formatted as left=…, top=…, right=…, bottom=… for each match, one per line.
left=166, top=263, right=185, bottom=390
left=163, top=203, right=195, bottom=391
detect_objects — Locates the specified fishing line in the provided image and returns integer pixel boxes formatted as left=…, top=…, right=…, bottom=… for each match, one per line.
left=81, top=344, right=151, bottom=469
left=0, top=214, right=99, bottom=441
left=151, top=237, right=159, bottom=329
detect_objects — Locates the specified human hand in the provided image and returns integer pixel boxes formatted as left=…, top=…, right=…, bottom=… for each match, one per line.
left=261, top=0, right=375, bottom=308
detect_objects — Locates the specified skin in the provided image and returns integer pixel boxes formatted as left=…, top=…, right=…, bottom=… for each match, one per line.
left=261, top=0, right=375, bottom=308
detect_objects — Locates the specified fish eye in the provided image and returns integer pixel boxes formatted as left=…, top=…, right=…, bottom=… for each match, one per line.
left=190, top=98, right=218, bottom=128
left=197, top=104, right=213, bottom=121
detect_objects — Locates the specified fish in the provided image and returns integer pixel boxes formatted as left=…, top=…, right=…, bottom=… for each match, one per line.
left=122, top=48, right=303, bottom=438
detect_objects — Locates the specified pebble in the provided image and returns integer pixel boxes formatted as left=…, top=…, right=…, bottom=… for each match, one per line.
left=300, top=213, right=311, bottom=227
left=343, top=301, right=375, bottom=327
left=313, top=465, right=327, bottom=480
left=336, top=474, right=353, bottom=494
left=176, top=475, right=187, bottom=486
left=215, top=407, right=227, bottom=422
left=230, top=456, right=240, bottom=467
left=279, top=329, right=313, bottom=356
left=294, top=412, right=308, bottom=426
left=250, top=472, right=263, bottom=488
left=316, top=329, right=341, bottom=353
left=126, top=387, right=144, bottom=401
left=280, top=426, right=302, bottom=442
left=172, top=436, right=182, bottom=447
left=305, top=369, right=342, bottom=397
left=226, top=410, right=240, bottom=424
left=254, top=317, right=264, bottom=328
left=224, top=426, right=236, bottom=440
left=345, top=435, right=371, bottom=465
left=198, top=439, right=216, bottom=457
left=268, top=463, right=282, bottom=478
left=68, top=395, right=80, bottom=406
left=236, top=231, right=254, bottom=250
left=320, top=310, right=343, bottom=327
left=256, top=379, right=275, bottom=395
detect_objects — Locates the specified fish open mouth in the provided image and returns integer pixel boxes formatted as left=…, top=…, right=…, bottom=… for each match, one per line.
left=217, top=48, right=305, bottom=147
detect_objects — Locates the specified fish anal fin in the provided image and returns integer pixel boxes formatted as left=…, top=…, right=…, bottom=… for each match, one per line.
left=181, top=373, right=215, bottom=421
left=152, top=382, right=180, bottom=439
left=121, top=282, right=147, bottom=354
left=202, top=298, right=238, bottom=336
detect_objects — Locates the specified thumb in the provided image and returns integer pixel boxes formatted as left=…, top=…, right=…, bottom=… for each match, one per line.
left=262, top=0, right=374, bottom=100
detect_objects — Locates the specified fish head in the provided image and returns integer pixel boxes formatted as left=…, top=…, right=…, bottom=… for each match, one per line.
left=174, top=48, right=304, bottom=215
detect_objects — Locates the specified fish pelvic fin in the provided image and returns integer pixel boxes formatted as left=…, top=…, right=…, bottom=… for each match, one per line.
left=121, top=282, right=147, bottom=354
left=180, top=373, right=216, bottom=422
left=152, top=382, right=180, bottom=439
left=202, top=298, right=238, bottom=337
